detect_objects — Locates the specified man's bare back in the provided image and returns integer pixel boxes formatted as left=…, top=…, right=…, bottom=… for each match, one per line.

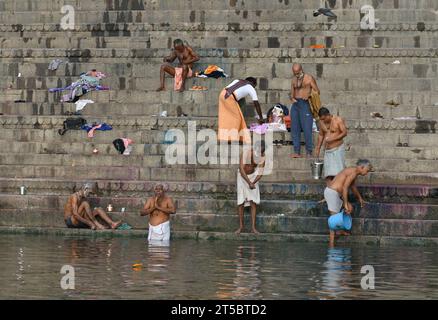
left=329, top=167, right=358, bottom=194
left=64, top=193, right=79, bottom=220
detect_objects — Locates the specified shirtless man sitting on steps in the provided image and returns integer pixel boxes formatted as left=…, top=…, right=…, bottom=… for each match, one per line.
left=324, top=159, right=373, bottom=246
left=156, top=39, right=200, bottom=92
left=64, top=183, right=122, bottom=230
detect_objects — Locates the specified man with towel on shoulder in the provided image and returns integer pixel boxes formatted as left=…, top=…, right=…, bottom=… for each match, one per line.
left=218, top=77, right=265, bottom=144
left=141, top=184, right=176, bottom=243
left=236, top=140, right=266, bottom=235
left=315, top=107, right=348, bottom=185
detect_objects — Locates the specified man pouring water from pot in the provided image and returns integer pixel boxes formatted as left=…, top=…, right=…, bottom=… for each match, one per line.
left=314, top=107, right=348, bottom=185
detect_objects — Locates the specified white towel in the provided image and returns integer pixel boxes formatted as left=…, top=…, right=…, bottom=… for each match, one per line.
left=324, top=144, right=346, bottom=178
left=237, top=170, right=260, bottom=207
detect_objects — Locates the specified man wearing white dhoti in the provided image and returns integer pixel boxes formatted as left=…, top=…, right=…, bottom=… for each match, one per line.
left=236, top=141, right=266, bottom=235
left=140, top=184, right=176, bottom=243
left=315, top=107, right=348, bottom=185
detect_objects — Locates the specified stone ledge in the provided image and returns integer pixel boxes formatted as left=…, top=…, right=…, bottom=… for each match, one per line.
left=1, top=22, right=438, bottom=33
left=0, top=226, right=437, bottom=246
left=0, top=48, right=437, bottom=59
left=0, top=115, right=435, bottom=131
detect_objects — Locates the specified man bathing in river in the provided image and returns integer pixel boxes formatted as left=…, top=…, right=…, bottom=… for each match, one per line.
left=156, top=39, right=200, bottom=92
left=64, top=183, right=122, bottom=230
left=324, top=159, right=373, bottom=246
left=141, top=184, right=176, bottom=242
left=315, top=107, right=348, bottom=185
left=236, top=141, right=266, bottom=235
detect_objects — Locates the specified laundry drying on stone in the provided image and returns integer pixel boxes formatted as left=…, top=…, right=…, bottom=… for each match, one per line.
left=196, top=65, right=229, bottom=78
left=49, top=69, right=109, bottom=102
left=113, top=138, right=134, bottom=155
left=81, top=122, right=112, bottom=138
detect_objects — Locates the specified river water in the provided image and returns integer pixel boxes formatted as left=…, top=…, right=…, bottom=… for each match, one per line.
left=0, top=234, right=437, bottom=299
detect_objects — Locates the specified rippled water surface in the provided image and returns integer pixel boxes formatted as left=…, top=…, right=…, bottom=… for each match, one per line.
left=0, top=234, right=437, bottom=299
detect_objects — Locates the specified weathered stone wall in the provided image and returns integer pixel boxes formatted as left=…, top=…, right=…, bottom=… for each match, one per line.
left=0, top=0, right=437, bottom=238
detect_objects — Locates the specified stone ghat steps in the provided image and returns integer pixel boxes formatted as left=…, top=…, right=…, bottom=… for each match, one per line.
left=2, top=75, right=437, bottom=96
left=0, top=116, right=435, bottom=136
left=1, top=207, right=437, bottom=237
left=1, top=34, right=437, bottom=50
left=1, top=148, right=438, bottom=171
left=2, top=88, right=437, bottom=106
left=2, top=0, right=435, bottom=11
left=1, top=101, right=436, bottom=120
left=0, top=48, right=437, bottom=61
left=1, top=141, right=438, bottom=161
left=0, top=163, right=437, bottom=185
left=1, top=193, right=438, bottom=219
left=2, top=60, right=437, bottom=82
left=0, top=8, right=437, bottom=24
left=0, top=128, right=436, bottom=147
left=1, top=178, right=436, bottom=201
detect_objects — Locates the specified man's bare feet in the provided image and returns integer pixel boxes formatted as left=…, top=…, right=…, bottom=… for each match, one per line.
left=291, top=154, right=302, bottom=158
left=156, top=87, right=165, bottom=92
left=235, top=228, right=243, bottom=235
left=90, top=225, right=97, bottom=230
left=177, top=88, right=185, bottom=93
left=251, top=228, right=260, bottom=234
left=111, top=221, right=122, bottom=230
left=94, top=222, right=106, bottom=230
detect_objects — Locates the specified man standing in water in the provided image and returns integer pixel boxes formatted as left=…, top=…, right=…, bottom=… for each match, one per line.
left=289, top=63, right=320, bottom=158
left=324, top=159, right=373, bottom=246
left=141, top=184, right=176, bottom=242
left=315, top=107, right=348, bottom=185
left=236, top=141, right=266, bottom=235
left=156, top=39, right=200, bottom=92
left=64, top=183, right=122, bottom=230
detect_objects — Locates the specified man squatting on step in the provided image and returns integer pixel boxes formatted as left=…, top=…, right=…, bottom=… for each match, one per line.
left=236, top=140, right=266, bottom=235
left=141, top=184, right=176, bottom=242
left=315, top=107, right=348, bottom=185
left=324, top=160, right=373, bottom=246
left=64, top=183, right=122, bottom=230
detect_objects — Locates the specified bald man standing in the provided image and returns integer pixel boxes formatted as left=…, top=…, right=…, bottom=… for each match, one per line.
left=289, top=64, right=320, bottom=158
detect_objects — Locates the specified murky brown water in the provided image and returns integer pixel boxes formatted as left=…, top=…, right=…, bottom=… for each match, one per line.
left=0, top=234, right=437, bottom=299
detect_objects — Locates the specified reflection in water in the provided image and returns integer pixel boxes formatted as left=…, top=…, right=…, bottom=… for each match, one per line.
left=216, top=245, right=262, bottom=299
left=1, top=235, right=438, bottom=299
left=319, top=247, right=353, bottom=299
left=147, top=240, right=170, bottom=286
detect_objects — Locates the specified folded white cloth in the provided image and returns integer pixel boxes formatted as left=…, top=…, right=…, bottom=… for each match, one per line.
left=75, top=99, right=94, bottom=112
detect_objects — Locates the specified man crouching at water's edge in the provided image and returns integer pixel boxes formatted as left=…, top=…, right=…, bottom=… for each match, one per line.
left=324, top=159, right=373, bottom=246
left=141, top=184, right=176, bottom=242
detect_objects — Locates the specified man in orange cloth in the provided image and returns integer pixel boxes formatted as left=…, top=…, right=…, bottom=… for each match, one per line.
left=218, top=77, right=265, bottom=144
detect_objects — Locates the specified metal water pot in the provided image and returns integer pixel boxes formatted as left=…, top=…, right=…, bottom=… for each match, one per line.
left=311, top=160, right=324, bottom=180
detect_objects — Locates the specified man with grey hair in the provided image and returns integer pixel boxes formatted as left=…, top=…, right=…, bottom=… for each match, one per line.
left=289, top=63, right=320, bottom=158
left=64, top=183, right=122, bottom=230
left=324, top=159, right=374, bottom=246
left=140, top=184, right=176, bottom=242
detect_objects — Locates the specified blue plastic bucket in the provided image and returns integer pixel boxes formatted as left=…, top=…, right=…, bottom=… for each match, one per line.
left=328, top=211, right=352, bottom=231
